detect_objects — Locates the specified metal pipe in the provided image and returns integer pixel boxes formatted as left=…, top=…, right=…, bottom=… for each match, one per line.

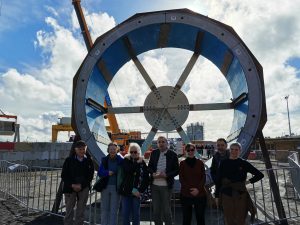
left=285, top=95, right=292, bottom=136
left=258, top=130, right=288, bottom=225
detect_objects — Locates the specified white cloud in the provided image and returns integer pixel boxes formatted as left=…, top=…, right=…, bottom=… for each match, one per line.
left=45, top=6, right=59, bottom=17
left=202, top=0, right=300, bottom=137
left=0, top=8, right=117, bottom=142
left=1, top=68, right=67, bottom=104
left=71, top=8, right=116, bottom=42
left=19, top=111, right=65, bottom=142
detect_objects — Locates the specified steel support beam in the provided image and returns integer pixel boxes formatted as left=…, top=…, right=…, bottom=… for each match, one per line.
left=257, top=130, right=288, bottom=225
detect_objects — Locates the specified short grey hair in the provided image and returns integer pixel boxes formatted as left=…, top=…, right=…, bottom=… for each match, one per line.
left=230, top=142, right=242, bottom=150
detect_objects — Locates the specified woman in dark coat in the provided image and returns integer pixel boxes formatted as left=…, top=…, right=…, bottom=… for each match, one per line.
left=179, top=143, right=206, bottom=225
left=120, top=143, right=149, bottom=225
left=215, top=142, right=264, bottom=225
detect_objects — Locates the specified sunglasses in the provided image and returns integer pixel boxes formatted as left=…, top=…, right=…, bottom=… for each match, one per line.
left=130, top=151, right=138, bottom=154
left=186, top=149, right=195, bottom=152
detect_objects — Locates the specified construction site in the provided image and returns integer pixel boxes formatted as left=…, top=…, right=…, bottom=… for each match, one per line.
left=1, top=1, right=300, bottom=225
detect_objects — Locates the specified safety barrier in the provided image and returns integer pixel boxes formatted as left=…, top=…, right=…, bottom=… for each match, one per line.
left=0, top=160, right=30, bottom=208
left=288, top=152, right=300, bottom=199
left=249, top=165, right=300, bottom=224
left=1, top=159, right=300, bottom=224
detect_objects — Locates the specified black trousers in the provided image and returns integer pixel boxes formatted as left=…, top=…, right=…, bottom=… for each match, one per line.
left=180, top=196, right=206, bottom=225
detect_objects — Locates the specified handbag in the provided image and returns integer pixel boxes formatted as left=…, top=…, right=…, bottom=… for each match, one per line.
left=92, top=177, right=108, bottom=192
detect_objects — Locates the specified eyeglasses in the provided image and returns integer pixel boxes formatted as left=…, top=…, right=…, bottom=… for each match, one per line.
left=130, top=151, right=138, bottom=154
left=186, top=149, right=195, bottom=152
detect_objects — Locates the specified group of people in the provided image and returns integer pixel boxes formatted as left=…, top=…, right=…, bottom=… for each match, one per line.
left=196, top=144, right=214, bottom=158
left=61, top=136, right=264, bottom=225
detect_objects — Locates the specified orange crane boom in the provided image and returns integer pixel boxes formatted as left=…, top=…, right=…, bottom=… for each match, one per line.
left=72, top=0, right=120, bottom=134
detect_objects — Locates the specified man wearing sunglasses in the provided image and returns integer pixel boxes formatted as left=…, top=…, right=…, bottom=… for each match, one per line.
left=148, top=136, right=179, bottom=225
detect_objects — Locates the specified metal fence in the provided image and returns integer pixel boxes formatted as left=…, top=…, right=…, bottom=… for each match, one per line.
left=1, top=159, right=300, bottom=224
left=248, top=165, right=300, bottom=224
left=27, top=166, right=64, bottom=213
left=288, top=152, right=300, bottom=199
left=0, top=160, right=30, bottom=207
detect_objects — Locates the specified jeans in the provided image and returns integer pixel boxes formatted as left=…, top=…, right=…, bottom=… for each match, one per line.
left=151, top=185, right=172, bottom=225
left=122, top=196, right=141, bottom=225
left=101, top=185, right=121, bottom=225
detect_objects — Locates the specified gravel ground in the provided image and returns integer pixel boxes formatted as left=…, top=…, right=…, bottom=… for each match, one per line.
left=0, top=194, right=63, bottom=225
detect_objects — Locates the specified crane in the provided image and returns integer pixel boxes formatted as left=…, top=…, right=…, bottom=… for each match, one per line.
left=0, top=109, right=20, bottom=142
left=71, top=0, right=142, bottom=154
left=51, top=117, right=74, bottom=142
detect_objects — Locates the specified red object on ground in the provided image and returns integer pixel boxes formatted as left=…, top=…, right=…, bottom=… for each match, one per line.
left=0, top=142, right=15, bottom=151
left=248, top=151, right=257, bottom=160
left=144, top=148, right=153, bottom=159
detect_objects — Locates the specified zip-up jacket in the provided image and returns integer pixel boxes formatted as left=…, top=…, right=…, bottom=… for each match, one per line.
left=148, top=149, right=179, bottom=189
left=97, top=154, right=124, bottom=191
left=119, top=156, right=149, bottom=196
left=61, top=156, right=94, bottom=193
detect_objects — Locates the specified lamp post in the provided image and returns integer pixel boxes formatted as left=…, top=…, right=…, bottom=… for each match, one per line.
left=284, top=95, right=292, bottom=136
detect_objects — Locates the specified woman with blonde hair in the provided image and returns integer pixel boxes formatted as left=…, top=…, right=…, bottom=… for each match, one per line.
left=119, top=142, right=149, bottom=225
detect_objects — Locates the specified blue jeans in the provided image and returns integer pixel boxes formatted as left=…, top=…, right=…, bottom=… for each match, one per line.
left=101, top=185, right=121, bottom=225
left=122, top=196, right=141, bottom=225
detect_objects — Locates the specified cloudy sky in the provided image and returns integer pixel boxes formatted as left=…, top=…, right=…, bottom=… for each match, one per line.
left=0, top=0, right=299, bottom=142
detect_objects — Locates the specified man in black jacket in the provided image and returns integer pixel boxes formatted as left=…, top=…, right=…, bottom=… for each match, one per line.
left=210, top=138, right=229, bottom=184
left=61, top=140, right=94, bottom=225
left=148, top=136, right=179, bottom=225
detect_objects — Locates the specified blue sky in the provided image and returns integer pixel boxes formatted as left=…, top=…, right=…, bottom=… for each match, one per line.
left=0, top=0, right=208, bottom=74
left=0, top=0, right=300, bottom=142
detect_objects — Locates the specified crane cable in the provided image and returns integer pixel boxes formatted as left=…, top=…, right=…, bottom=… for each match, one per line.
left=0, top=109, right=5, bottom=115
left=111, top=79, right=131, bottom=131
